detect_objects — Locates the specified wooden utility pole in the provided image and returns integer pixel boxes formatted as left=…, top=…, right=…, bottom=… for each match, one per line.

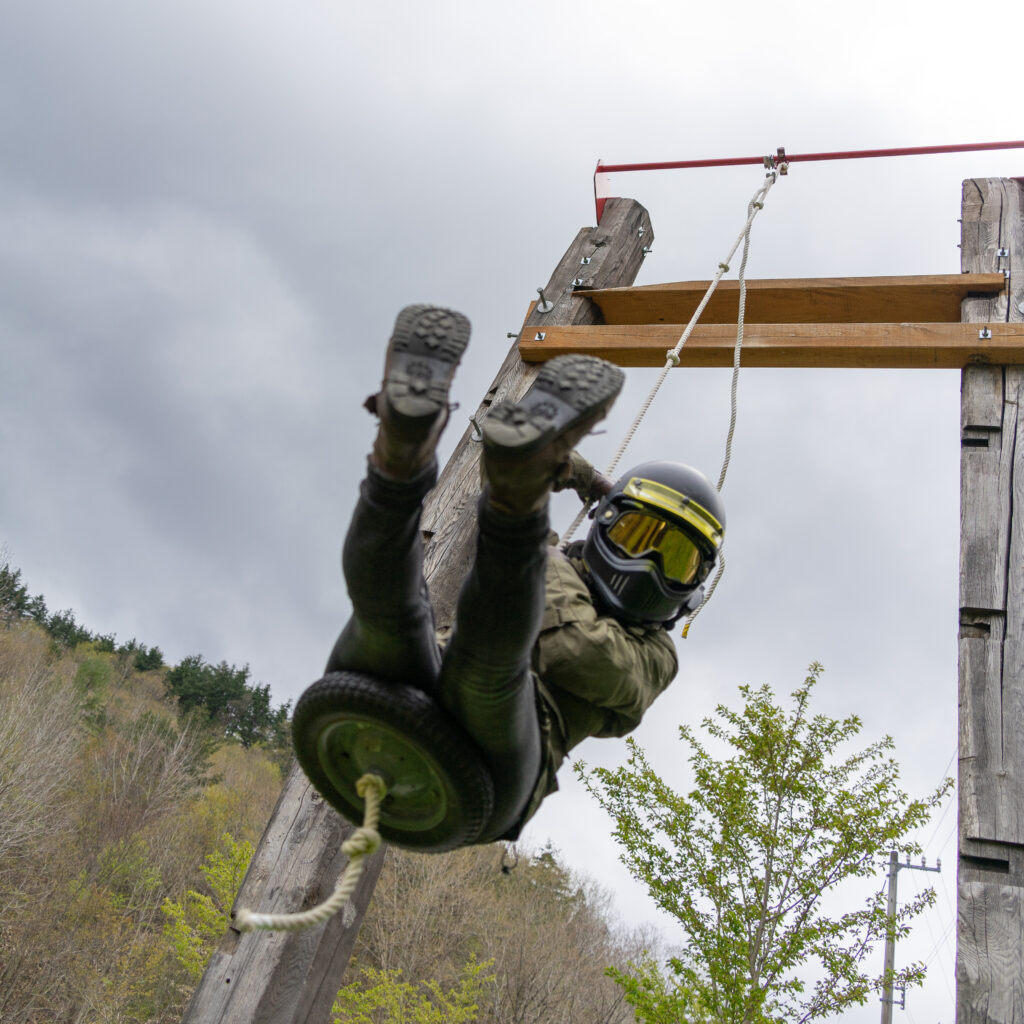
left=957, top=177, right=1024, bottom=1024
left=181, top=197, right=653, bottom=1023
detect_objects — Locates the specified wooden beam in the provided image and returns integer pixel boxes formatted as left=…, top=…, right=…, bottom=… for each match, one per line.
left=957, top=177, right=1024, bottom=1024
left=517, top=321, right=1024, bottom=369
left=182, top=198, right=654, bottom=1024
left=578, top=273, right=1006, bottom=325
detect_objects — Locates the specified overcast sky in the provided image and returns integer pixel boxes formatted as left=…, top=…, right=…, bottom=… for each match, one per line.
left=3, top=1, right=1023, bottom=1019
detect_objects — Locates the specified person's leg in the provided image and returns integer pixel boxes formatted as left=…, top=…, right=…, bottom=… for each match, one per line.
left=440, top=355, right=625, bottom=839
left=326, top=460, right=441, bottom=692
left=325, top=305, right=471, bottom=695
left=437, top=498, right=549, bottom=837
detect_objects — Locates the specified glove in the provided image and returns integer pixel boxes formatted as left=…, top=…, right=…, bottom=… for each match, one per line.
left=552, top=451, right=613, bottom=504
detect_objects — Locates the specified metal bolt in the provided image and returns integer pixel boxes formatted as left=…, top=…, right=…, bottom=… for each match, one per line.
left=638, top=226, right=645, bottom=236
left=580, top=256, right=592, bottom=265
left=535, top=287, right=553, bottom=314
left=534, top=332, right=546, bottom=342
left=469, top=416, right=483, bottom=443
left=642, top=246, right=652, bottom=256
left=979, top=328, right=992, bottom=339
left=997, top=248, right=1009, bottom=257
left=506, top=332, right=518, bottom=339
left=572, top=277, right=584, bottom=287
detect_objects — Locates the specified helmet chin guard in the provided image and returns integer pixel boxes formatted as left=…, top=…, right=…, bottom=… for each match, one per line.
left=582, top=461, right=724, bottom=627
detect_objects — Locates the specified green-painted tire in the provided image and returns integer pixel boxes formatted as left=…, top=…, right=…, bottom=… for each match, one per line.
left=292, top=671, right=494, bottom=852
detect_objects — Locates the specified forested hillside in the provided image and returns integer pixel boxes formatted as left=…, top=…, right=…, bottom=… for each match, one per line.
left=1, top=559, right=653, bottom=1023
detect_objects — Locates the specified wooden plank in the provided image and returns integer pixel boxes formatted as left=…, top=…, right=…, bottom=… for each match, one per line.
left=578, top=273, right=1006, bottom=325
left=517, top=321, right=1024, bottom=369
left=184, top=197, right=654, bottom=1023
left=958, top=177, right=1024, bottom=1024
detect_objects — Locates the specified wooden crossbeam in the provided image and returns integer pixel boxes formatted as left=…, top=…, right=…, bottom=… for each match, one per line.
left=518, top=322, right=1024, bottom=369
left=577, top=273, right=1006, bottom=325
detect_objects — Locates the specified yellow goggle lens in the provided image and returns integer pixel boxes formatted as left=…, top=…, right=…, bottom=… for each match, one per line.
left=621, top=477, right=723, bottom=550
left=606, top=511, right=705, bottom=584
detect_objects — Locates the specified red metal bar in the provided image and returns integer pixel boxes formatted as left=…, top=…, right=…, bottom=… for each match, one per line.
left=594, top=140, right=1024, bottom=221
left=596, top=140, right=1024, bottom=175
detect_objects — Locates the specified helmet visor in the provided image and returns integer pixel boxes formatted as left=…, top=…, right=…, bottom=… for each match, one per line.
left=606, top=511, right=705, bottom=585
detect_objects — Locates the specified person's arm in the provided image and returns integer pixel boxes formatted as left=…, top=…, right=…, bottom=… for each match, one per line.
left=552, top=451, right=614, bottom=503
left=536, top=555, right=678, bottom=739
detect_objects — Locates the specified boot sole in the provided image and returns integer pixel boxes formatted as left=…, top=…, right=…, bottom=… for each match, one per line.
left=482, top=355, right=624, bottom=459
left=381, top=305, right=471, bottom=438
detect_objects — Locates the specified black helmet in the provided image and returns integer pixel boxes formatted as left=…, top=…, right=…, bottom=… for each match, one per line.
left=581, top=461, right=725, bottom=627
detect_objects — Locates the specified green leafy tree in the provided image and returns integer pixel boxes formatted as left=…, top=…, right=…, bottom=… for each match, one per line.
left=166, top=655, right=250, bottom=720
left=166, top=654, right=291, bottom=750
left=333, top=956, right=494, bottom=1024
left=162, top=832, right=254, bottom=980
left=134, top=644, right=165, bottom=671
left=578, top=663, right=952, bottom=1024
left=0, top=558, right=30, bottom=622
left=46, top=607, right=94, bottom=648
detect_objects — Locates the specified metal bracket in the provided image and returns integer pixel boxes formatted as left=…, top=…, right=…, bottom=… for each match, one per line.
left=764, top=146, right=789, bottom=174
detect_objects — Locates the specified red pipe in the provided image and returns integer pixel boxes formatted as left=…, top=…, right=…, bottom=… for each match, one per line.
left=596, top=140, right=1024, bottom=175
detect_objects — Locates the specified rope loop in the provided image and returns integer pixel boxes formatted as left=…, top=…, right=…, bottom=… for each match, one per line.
left=342, top=825, right=382, bottom=858
left=235, top=773, right=386, bottom=934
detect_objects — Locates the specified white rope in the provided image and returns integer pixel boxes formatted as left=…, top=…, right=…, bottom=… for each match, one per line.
left=235, top=774, right=385, bottom=933
left=560, top=170, right=779, bottom=551
left=680, top=182, right=767, bottom=637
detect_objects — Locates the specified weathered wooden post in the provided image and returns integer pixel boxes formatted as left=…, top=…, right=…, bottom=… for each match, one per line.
left=957, top=177, right=1024, bottom=1023
left=181, top=197, right=653, bottom=1023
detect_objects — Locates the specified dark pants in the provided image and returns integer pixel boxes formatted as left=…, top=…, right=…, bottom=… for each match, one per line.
left=326, top=460, right=545, bottom=841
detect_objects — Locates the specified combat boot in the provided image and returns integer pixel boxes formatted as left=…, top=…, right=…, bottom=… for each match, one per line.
left=368, top=305, right=471, bottom=480
left=481, top=355, right=624, bottom=516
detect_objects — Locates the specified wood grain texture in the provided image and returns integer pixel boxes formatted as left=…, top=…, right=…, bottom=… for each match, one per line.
left=958, top=178, right=1024, bottom=1024
left=182, top=764, right=385, bottom=1023
left=185, top=198, right=654, bottom=1023
left=578, top=273, right=1006, bottom=325
left=517, top=321, right=1024, bottom=369
left=957, top=881, right=1024, bottom=1023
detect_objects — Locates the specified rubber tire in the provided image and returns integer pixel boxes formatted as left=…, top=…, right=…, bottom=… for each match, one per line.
left=292, top=671, right=495, bottom=852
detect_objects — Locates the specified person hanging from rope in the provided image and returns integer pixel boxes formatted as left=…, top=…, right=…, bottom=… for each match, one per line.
left=324, top=304, right=725, bottom=844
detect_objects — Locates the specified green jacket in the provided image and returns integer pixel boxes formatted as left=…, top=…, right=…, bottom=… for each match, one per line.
left=515, top=545, right=679, bottom=832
